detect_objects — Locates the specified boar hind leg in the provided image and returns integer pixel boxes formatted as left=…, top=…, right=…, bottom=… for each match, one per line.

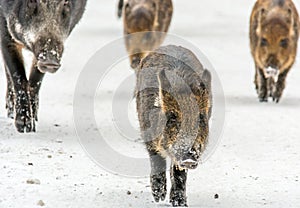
left=273, top=70, right=289, bottom=103
left=149, top=150, right=167, bottom=202
left=29, top=62, right=45, bottom=126
left=170, top=164, right=188, bottom=207
left=5, top=67, right=15, bottom=119
left=257, top=67, right=268, bottom=102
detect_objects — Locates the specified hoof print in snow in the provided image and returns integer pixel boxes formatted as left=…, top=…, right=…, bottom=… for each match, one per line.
left=37, top=200, right=45, bottom=206
left=26, top=179, right=41, bottom=185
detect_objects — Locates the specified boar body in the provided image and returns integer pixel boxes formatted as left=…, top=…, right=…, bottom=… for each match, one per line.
left=250, top=0, right=299, bottom=102
left=118, top=0, right=173, bottom=69
left=136, top=45, right=212, bottom=207
left=0, top=0, right=87, bottom=132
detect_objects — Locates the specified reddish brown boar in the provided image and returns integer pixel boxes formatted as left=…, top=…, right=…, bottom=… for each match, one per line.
left=250, top=0, right=299, bottom=102
left=118, top=0, right=173, bottom=69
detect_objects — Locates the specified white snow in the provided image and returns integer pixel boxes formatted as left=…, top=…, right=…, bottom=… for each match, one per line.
left=0, top=0, right=300, bottom=208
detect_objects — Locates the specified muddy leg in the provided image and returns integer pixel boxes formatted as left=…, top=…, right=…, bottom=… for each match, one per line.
left=170, top=164, right=188, bottom=207
left=5, top=67, right=15, bottom=119
left=28, top=61, right=45, bottom=132
left=267, top=77, right=275, bottom=98
left=254, top=66, right=259, bottom=91
left=130, top=53, right=143, bottom=69
left=0, top=17, right=33, bottom=132
left=273, top=70, right=289, bottom=103
left=148, top=149, right=167, bottom=203
left=257, top=68, right=268, bottom=102
left=117, top=0, right=124, bottom=18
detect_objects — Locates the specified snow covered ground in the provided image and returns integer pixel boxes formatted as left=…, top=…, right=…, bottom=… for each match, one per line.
left=1, top=0, right=300, bottom=207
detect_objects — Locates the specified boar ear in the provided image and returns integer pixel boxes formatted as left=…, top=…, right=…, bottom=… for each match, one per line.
left=201, top=69, right=212, bottom=90
left=256, top=8, right=265, bottom=36
left=288, top=8, right=296, bottom=37
left=158, top=69, right=172, bottom=108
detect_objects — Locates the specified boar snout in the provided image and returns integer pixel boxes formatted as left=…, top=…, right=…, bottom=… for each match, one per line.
left=37, top=59, right=61, bottom=74
left=266, top=54, right=279, bottom=69
left=35, top=38, right=64, bottom=73
left=179, top=151, right=198, bottom=170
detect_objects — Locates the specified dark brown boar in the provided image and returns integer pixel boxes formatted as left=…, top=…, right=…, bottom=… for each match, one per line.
left=250, top=0, right=299, bottom=102
left=136, top=45, right=212, bottom=207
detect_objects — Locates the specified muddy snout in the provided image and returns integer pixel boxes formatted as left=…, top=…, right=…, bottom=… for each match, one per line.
left=264, top=55, right=280, bottom=79
left=266, top=54, right=279, bottom=70
left=35, top=38, right=64, bottom=73
left=178, top=151, right=199, bottom=170
left=37, top=58, right=61, bottom=74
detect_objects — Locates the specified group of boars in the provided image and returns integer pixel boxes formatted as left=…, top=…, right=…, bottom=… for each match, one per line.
left=0, top=0, right=299, bottom=207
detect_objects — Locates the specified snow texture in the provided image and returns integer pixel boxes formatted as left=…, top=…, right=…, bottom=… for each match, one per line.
left=0, top=0, right=300, bottom=207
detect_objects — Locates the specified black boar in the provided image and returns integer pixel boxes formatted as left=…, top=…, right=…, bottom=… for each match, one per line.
left=118, top=0, right=173, bottom=69
left=136, top=45, right=212, bottom=207
left=0, top=0, right=87, bottom=132
left=250, top=0, right=299, bottom=102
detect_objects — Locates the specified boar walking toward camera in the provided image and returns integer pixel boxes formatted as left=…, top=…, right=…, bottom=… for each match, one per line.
left=118, top=0, right=173, bottom=69
left=0, top=0, right=87, bottom=132
left=136, top=45, right=212, bottom=207
left=250, top=0, right=299, bottom=102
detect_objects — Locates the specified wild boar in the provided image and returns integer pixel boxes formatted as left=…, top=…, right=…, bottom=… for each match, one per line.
left=136, top=45, right=212, bottom=207
left=250, top=0, right=299, bottom=102
left=118, top=0, right=173, bottom=69
left=0, top=0, right=87, bottom=132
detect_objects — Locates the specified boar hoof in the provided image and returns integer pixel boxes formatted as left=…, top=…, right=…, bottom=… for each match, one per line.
left=170, top=190, right=187, bottom=207
left=15, top=110, right=34, bottom=133
left=272, top=95, right=281, bottom=103
left=272, top=90, right=282, bottom=103
left=259, top=97, right=268, bottom=102
left=150, top=173, right=167, bottom=202
left=15, top=92, right=34, bottom=133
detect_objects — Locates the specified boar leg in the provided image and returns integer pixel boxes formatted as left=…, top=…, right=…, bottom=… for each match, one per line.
left=28, top=62, right=45, bottom=131
left=5, top=67, right=15, bottom=119
left=254, top=67, right=259, bottom=91
left=257, top=67, right=268, bottom=102
left=130, top=53, right=142, bottom=69
left=148, top=150, right=167, bottom=202
left=0, top=22, right=33, bottom=132
left=170, top=164, right=188, bottom=207
left=273, top=70, right=289, bottom=103
left=267, top=78, right=275, bottom=97
left=117, top=0, right=124, bottom=18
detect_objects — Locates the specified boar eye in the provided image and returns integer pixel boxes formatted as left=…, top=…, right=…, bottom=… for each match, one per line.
left=260, top=38, right=268, bottom=47
left=62, top=0, right=71, bottom=18
left=166, top=112, right=177, bottom=127
left=28, top=0, right=38, bottom=7
left=64, top=0, right=70, bottom=6
left=27, top=0, right=38, bottom=14
left=199, top=113, right=207, bottom=127
left=280, top=38, right=289, bottom=48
